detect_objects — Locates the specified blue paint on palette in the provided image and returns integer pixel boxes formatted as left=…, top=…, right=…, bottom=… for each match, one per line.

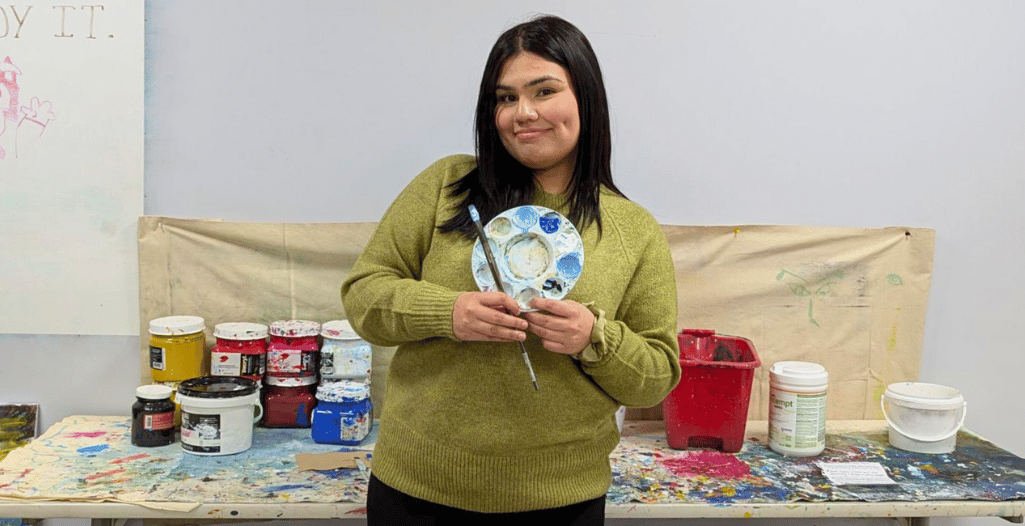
left=557, top=254, right=582, bottom=279
left=538, top=214, right=560, bottom=233
left=513, top=206, right=538, bottom=229
left=77, top=444, right=109, bottom=456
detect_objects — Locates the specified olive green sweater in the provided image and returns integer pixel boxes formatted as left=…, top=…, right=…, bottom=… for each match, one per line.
left=341, top=155, right=681, bottom=513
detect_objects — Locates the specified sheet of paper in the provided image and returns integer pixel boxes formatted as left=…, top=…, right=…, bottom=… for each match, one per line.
left=818, top=462, right=897, bottom=485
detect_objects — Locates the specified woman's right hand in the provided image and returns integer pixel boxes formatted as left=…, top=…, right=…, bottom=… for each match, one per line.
left=452, top=292, right=528, bottom=342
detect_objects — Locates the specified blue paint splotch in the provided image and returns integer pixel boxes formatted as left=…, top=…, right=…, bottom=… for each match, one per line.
left=264, top=484, right=314, bottom=493
left=77, top=444, right=110, bottom=456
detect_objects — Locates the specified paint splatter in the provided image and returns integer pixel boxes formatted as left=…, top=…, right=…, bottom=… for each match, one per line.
left=76, top=444, right=110, bottom=456
left=85, top=468, right=125, bottom=480
left=661, top=451, right=751, bottom=478
left=111, top=453, right=149, bottom=464
left=67, top=431, right=106, bottom=438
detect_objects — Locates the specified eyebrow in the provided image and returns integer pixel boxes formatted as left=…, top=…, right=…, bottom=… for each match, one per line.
left=495, top=75, right=566, bottom=91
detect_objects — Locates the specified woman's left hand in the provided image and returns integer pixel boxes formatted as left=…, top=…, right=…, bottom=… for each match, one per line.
left=523, top=297, right=595, bottom=355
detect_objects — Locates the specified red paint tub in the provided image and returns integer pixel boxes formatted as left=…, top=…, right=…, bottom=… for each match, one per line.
left=267, top=320, right=320, bottom=377
left=662, top=329, right=761, bottom=453
left=211, top=322, right=268, bottom=384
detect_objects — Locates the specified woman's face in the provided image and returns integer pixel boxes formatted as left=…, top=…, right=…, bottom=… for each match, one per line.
left=494, top=52, right=580, bottom=187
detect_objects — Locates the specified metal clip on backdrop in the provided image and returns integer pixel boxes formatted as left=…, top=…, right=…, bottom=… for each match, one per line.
left=469, top=205, right=540, bottom=391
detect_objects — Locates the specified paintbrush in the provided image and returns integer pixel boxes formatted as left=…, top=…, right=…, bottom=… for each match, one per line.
left=469, top=205, right=540, bottom=391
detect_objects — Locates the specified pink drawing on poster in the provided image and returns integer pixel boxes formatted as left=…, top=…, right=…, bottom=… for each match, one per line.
left=0, top=56, right=56, bottom=160
left=20, top=97, right=56, bottom=135
left=0, top=56, right=20, bottom=159
left=0, top=57, right=20, bottom=121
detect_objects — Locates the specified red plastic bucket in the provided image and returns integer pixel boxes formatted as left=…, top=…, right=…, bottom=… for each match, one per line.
left=662, top=329, right=761, bottom=452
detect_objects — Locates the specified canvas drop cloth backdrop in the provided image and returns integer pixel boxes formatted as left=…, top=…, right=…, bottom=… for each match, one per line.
left=138, top=217, right=934, bottom=421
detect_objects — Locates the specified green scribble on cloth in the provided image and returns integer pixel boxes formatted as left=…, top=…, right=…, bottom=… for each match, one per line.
left=776, top=269, right=845, bottom=327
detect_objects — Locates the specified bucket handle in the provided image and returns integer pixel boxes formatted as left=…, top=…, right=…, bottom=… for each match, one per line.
left=880, top=397, right=967, bottom=443
left=253, top=401, right=264, bottom=424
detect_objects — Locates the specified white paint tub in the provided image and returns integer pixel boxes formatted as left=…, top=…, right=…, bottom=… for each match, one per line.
left=177, top=376, right=263, bottom=456
left=881, top=382, right=966, bottom=454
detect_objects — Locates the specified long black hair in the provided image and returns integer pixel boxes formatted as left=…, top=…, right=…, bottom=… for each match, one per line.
left=439, top=15, right=625, bottom=239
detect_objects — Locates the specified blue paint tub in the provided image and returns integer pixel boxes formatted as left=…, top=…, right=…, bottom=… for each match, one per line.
left=311, top=380, right=372, bottom=445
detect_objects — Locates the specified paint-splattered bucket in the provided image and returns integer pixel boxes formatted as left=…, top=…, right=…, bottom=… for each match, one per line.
left=882, top=382, right=966, bottom=454
left=177, top=376, right=263, bottom=456
left=663, top=329, right=761, bottom=453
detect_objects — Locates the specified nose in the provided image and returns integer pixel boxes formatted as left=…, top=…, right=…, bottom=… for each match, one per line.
left=515, top=99, right=538, bottom=121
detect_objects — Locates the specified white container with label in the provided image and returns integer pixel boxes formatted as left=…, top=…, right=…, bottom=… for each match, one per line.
left=768, top=361, right=828, bottom=457
left=320, top=320, right=372, bottom=381
left=177, top=376, right=263, bottom=456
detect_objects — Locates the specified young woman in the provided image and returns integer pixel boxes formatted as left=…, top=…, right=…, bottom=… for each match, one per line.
left=342, top=15, right=681, bottom=525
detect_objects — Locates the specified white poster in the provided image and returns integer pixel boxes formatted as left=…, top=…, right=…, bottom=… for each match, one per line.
left=0, top=2, right=143, bottom=334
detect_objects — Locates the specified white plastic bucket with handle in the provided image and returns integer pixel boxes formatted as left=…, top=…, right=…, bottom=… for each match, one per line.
left=177, top=376, right=264, bottom=456
left=881, top=382, right=966, bottom=454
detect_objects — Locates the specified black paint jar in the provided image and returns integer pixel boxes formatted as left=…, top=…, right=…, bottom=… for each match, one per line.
left=131, top=384, right=176, bottom=447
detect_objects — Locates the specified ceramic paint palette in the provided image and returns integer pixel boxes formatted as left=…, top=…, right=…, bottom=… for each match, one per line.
left=471, top=205, right=584, bottom=311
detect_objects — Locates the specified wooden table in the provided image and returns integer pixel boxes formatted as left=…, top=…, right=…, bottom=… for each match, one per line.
left=1, top=416, right=1023, bottom=526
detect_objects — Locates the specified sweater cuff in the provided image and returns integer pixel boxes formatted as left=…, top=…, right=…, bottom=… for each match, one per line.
left=574, top=303, right=608, bottom=364
left=407, top=283, right=461, bottom=341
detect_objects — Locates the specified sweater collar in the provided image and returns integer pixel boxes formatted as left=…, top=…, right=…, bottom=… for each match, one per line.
left=532, top=183, right=570, bottom=213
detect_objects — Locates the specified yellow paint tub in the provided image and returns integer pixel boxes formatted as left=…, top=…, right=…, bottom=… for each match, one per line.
left=149, top=316, right=207, bottom=382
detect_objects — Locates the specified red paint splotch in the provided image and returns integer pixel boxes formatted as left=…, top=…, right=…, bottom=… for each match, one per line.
left=661, top=451, right=750, bottom=478
left=66, top=431, right=106, bottom=438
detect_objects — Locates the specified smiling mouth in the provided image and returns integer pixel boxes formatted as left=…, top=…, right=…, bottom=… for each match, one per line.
left=515, top=129, right=549, bottom=140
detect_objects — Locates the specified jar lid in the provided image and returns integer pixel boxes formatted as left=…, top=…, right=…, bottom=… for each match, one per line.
left=149, top=315, right=205, bottom=336
left=136, top=384, right=173, bottom=400
left=269, top=320, right=321, bottom=337
left=884, top=382, right=964, bottom=410
left=178, top=376, right=259, bottom=398
left=214, top=322, right=269, bottom=340
left=316, top=379, right=370, bottom=401
left=770, top=361, right=828, bottom=386
left=265, top=375, right=318, bottom=387
left=321, top=320, right=361, bottom=340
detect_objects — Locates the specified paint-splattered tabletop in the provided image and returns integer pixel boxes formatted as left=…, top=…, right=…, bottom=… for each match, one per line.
left=609, top=420, right=1025, bottom=505
left=0, top=415, right=375, bottom=507
left=1, top=416, right=1024, bottom=511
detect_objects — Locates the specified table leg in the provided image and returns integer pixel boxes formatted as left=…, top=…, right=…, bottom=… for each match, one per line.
left=90, top=520, right=127, bottom=526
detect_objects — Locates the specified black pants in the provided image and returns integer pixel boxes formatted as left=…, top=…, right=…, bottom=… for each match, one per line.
left=367, top=474, right=605, bottom=525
